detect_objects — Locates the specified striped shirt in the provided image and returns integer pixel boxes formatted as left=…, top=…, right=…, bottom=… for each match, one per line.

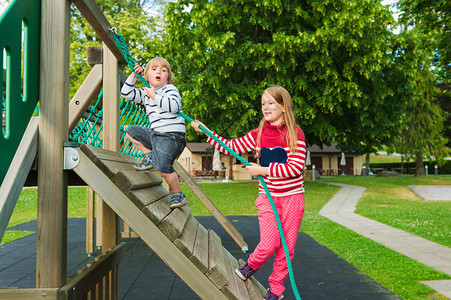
left=121, top=76, right=185, bottom=133
left=207, top=121, right=306, bottom=197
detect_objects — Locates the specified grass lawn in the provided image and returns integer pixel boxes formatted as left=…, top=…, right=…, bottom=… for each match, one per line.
left=2, top=175, right=450, bottom=300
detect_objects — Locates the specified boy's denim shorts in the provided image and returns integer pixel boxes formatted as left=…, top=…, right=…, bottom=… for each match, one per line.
left=125, top=125, right=186, bottom=174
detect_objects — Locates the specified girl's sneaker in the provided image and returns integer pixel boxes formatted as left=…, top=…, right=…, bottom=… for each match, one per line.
left=235, top=262, right=256, bottom=281
left=169, top=192, right=188, bottom=208
left=263, top=289, right=284, bottom=300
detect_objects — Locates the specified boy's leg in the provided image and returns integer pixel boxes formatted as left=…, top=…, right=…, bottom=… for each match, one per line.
left=124, top=128, right=154, bottom=170
left=160, top=172, right=181, bottom=193
left=126, top=133, right=152, bottom=154
left=267, top=193, right=305, bottom=296
left=160, top=171, right=187, bottom=208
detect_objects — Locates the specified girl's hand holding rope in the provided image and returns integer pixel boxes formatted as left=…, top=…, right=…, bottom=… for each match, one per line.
left=191, top=120, right=210, bottom=133
left=246, top=163, right=269, bottom=176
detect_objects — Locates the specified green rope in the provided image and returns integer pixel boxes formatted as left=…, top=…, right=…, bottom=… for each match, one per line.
left=111, top=28, right=301, bottom=300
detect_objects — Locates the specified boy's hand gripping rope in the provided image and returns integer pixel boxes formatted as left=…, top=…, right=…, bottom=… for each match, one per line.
left=110, top=28, right=301, bottom=300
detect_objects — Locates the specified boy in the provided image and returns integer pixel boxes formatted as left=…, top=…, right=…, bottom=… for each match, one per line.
left=121, top=57, right=187, bottom=208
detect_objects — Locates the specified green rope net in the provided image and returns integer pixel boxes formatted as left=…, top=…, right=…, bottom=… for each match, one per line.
left=69, top=90, right=150, bottom=158
left=111, top=29, right=301, bottom=299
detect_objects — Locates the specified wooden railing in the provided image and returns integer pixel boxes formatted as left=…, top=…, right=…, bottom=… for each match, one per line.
left=59, top=243, right=126, bottom=300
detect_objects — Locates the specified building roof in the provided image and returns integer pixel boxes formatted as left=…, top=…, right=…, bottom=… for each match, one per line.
left=307, top=144, right=352, bottom=154
left=186, top=143, right=354, bottom=155
left=186, top=142, right=214, bottom=153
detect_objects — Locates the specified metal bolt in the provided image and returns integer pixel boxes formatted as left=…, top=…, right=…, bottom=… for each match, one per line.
left=42, top=293, right=47, bottom=297
left=72, top=156, right=78, bottom=161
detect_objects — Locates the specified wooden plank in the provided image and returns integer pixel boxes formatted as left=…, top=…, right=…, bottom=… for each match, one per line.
left=238, top=259, right=267, bottom=299
left=86, top=187, right=95, bottom=255
left=71, top=0, right=125, bottom=63
left=100, top=43, right=121, bottom=253
left=68, top=64, right=103, bottom=132
left=0, top=117, right=38, bottom=243
left=189, top=223, right=209, bottom=274
left=173, top=215, right=199, bottom=257
left=112, top=170, right=163, bottom=193
left=127, top=185, right=169, bottom=209
left=158, top=205, right=192, bottom=242
left=221, top=250, right=251, bottom=300
left=173, top=161, right=248, bottom=252
left=95, top=159, right=137, bottom=178
left=0, top=288, right=58, bottom=300
left=80, top=144, right=136, bottom=164
left=37, top=0, right=70, bottom=288
left=206, top=230, right=229, bottom=289
left=73, top=150, right=228, bottom=299
left=96, top=197, right=102, bottom=248
left=141, top=195, right=172, bottom=225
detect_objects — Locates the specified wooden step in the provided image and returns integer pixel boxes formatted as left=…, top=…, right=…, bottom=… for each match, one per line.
left=238, top=259, right=267, bottom=299
left=158, top=205, right=191, bottom=241
left=112, top=170, right=162, bottom=193
left=221, top=249, right=251, bottom=300
left=174, top=215, right=199, bottom=257
left=206, top=230, right=229, bottom=289
left=126, top=185, right=169, bottom=209
left=80, top=144, right=136, bottom=164
left=190, top=222, right=209, bottom=273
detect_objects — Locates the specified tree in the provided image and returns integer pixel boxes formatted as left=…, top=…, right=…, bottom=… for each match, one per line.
left=386, top=28, right=448, bottom=176
left=69, top=0, right=162, bottom=99
left=163, top=0, right=404, bottom=154
left=397, top=0, right=450, bottom=87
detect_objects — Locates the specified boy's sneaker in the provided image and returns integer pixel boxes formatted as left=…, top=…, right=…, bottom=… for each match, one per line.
left=235, top=262, right=256, bottom=281
left=134, top=154, right=153, bottom=171
left=169, top=192, right=187, bottom=208
left=263, top=289, right=284, bottom=300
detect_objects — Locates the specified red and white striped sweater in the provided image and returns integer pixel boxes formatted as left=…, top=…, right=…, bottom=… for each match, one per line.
left=207, top=121, right=306, bottom=197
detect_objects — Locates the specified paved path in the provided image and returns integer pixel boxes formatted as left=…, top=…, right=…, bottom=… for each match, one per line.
left=319, top=183, right=451, bottom=299
left=409, top=185, right=451, bottom=201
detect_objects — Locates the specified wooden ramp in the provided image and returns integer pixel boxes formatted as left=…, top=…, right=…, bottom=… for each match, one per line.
left=72, top=144, right=266, bottom=300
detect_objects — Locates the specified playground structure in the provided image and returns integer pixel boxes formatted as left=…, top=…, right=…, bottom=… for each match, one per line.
left=0, top=0, right=269, bottom=299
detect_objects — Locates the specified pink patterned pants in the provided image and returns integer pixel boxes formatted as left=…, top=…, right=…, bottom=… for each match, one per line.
left=247, top=193, right=305, bottom=296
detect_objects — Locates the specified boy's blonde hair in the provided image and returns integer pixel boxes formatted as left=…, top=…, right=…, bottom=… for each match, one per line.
left=144, top=57, right=173, bottom=84
left=256, top=86, right=299, bottom=154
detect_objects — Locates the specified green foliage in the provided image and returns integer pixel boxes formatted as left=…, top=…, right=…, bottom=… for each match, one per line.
left=385, top=27, right=449, bottom=175
left=69, top=0, right=161, bottom=99
left=164, top=0, right=404, bottom=154
left=370, top=160, right=451, bottom=174
left=397, top=0, right=450, bottom=87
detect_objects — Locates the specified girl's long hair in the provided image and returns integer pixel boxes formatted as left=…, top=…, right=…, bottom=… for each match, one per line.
left=256, top=86, right=298, bottom=154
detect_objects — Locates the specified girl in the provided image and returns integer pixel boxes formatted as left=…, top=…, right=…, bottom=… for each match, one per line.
left=121, top=57, right=187, bottom=208
left=191, top=86, right=306, bottom=300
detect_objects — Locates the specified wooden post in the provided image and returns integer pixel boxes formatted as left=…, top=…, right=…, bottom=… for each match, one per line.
left=86, top=186, right=95, bottom=254
left=37, top=0, right=70, bottom=288
left=101, top=44, right=120, bottom=252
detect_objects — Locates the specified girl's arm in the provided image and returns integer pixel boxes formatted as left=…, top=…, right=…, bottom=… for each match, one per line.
left=191, top=120, right=256, bottom=155
left=268, top=140, right=306, bottom=178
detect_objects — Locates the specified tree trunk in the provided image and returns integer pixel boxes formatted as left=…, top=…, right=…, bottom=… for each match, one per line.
left=415, top=156, right=425, bottom=177
left=366, top=153, right=371, bottom=174
left=400, top=154, right=404, bottom=175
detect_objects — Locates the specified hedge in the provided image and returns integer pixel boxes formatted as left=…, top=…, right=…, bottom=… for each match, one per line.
left=369, top=160, right=451, bottom=174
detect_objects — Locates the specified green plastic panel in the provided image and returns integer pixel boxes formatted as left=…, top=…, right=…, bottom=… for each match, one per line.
left=0, top=0, right=40, bottom=183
